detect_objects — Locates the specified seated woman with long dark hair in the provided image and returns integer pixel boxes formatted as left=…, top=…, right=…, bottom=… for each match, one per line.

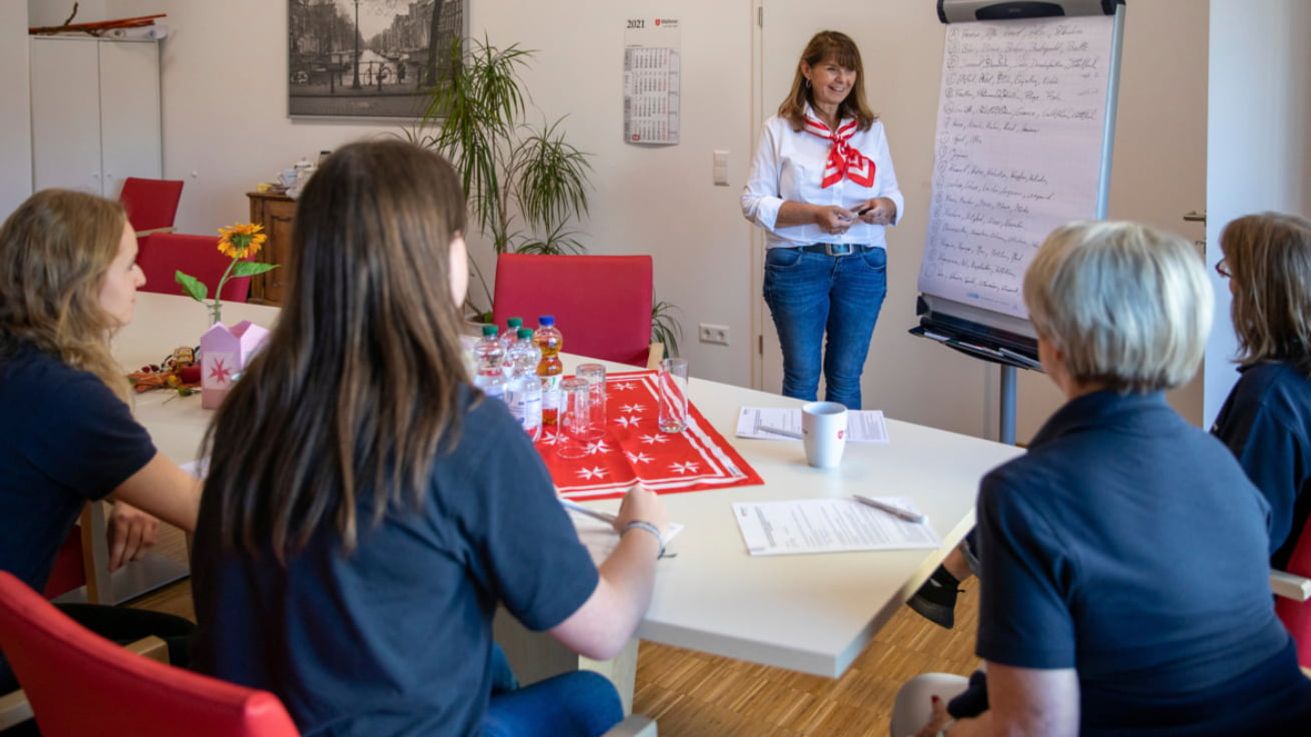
left=893, top=221, right=1311, bottom=737
left=190, top=140, right=667, bottom=737
left=0, top=189, right=202, bottom=694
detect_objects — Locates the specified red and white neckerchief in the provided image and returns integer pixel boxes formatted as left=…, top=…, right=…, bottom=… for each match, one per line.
left=803, top=114, right=875, bottom=188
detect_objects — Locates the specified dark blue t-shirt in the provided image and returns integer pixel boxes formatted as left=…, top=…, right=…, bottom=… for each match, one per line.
left=191, top=388, right=600, bottom=737
left=977, top=390, right=1311, bottom=735
left=1212, top=361, right=1311, bottom=570
left=0, top=339, right=156, bottom=592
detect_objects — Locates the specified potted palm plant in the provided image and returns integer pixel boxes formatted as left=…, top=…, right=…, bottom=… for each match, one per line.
left=407, top=37, right=681, bottom=355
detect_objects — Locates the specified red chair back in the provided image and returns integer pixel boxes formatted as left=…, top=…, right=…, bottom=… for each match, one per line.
left=491, top=254, right=654, bottom=366
left=1276, top=520, right=1311, bottom=668
left=119, top=177, right=184, bottom=234
left=0, top=571, right=300, bottom=737
left=41, top=529, right=85, bottom=600
left=138, top=233, right=252, bottom=302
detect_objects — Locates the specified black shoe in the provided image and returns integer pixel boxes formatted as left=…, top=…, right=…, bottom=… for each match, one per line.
left=906, top=565, right=961, bottom=629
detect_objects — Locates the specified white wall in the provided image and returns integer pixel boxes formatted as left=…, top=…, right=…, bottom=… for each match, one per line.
left=1, top=2, right=32, bottom=217
left=1204, top=0, right=1311, bottom=427
left=63, top=1, right=1229, bottom=440
left=28, top=0, right=111, bottom=27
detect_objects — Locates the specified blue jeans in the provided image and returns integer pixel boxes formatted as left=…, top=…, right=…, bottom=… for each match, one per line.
left=482, top=670, right=624, bottom=737
left=763, top=246, right=888, bottom=409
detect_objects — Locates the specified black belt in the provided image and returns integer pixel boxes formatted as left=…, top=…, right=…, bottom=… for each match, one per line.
left=797, top=243, right=872, bottom=257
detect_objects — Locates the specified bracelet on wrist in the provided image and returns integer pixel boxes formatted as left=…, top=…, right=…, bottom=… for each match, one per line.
left=622, top=520, right=665, bottom=559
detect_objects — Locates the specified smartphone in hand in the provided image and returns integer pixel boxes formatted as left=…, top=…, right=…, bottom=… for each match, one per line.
left=853, top=203, right=874, bottom=216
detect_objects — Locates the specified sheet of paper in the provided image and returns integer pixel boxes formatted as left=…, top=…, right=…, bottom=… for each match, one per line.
left=735, top=407, right=890, bottom=443
left=571, top=515, right=685, bottom=564
left=732, top=497, right=939, bottom=556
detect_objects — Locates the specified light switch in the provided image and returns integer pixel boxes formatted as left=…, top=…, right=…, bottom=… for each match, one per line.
left=713, top=149, right=729, bottom=186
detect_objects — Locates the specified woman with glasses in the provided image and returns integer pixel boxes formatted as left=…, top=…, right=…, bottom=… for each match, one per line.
left=1211, top=212, right=1311, bottom=663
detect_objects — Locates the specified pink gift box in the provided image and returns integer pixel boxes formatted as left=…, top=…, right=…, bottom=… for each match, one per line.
left=200, top=320, right=270, bottom=409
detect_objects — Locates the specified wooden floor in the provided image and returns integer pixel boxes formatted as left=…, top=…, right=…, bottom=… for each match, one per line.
left=132, top=578, right=980, bottom=736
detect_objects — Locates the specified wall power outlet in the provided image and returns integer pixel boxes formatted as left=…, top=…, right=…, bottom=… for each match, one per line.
left=698, top=323, right=730, bottom=345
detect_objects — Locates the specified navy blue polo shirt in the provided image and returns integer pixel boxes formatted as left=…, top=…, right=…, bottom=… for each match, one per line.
left=0, top=340, right=156, bottom=591
left=1212, top=361, right=1311, bottom=570
left=977, top=390, right=1311, bottom=735
left=191, top=387, right=600, bottom=737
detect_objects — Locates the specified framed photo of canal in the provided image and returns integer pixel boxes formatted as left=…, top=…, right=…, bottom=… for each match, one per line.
left=288, top=0, right=467, bottom=119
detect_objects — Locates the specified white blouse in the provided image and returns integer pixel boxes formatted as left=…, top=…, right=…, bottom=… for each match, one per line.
left=741, top=107, right=905, bottom=249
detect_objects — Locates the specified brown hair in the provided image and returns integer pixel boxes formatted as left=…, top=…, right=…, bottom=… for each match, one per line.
left=1221, top=212, right=1311, bottom=375
left=777, top=31, right=876, bottom=132
left=0, top=189, right=131, bottom=399
left=203, top=140, right=470, bottom=560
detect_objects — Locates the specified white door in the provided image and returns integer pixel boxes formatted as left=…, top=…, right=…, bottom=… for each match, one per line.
left=98, top=40, right=162, bottom=198
left=30, top=37, right=102, bottom=194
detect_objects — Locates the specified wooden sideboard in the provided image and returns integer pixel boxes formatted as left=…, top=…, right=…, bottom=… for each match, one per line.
left=246, top=192, right=295, bottom=305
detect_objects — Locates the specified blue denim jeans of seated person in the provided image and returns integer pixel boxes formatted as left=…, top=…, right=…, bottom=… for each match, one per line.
left=482, top=670, right=624, bottom=737
left=763, top=245, right=888, bottom=409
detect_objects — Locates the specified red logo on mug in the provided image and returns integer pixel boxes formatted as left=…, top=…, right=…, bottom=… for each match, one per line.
left=655, top=18, right=661, bottom=26
left=838, top=430, right=845, bottom=439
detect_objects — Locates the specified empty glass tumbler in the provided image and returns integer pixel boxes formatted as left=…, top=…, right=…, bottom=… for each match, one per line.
left=575, top=363, right=607, bottom=440
left=657, top=358, right=689, bottom=434
left=556, top=376, right=592, bottom=459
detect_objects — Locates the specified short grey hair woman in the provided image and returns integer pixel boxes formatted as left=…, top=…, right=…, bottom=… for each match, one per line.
left=894, top=221, right=1311, bottom=737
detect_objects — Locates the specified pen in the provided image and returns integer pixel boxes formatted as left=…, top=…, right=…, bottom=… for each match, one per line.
left=852, top=494, right=926, bottom=524
left=758, top=425, right=803, bottom=439
left=560, top=498, right=617, bottom=525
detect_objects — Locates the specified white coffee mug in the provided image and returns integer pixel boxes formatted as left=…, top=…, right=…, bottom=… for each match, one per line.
left=802, top=401, right=848, bottom=469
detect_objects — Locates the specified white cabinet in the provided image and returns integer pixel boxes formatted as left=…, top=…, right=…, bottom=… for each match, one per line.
left=29, top=37, right=161, bottom=197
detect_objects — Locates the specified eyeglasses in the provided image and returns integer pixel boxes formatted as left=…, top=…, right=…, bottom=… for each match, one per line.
left=1215, top=258, right=1231, bottom=279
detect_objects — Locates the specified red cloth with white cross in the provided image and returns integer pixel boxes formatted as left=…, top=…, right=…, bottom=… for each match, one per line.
left=537, top=371, right=763, bottom=500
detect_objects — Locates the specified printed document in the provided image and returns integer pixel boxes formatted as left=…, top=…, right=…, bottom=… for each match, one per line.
left=733, top=498, right=939, bottom=556
left=735, top=407, right=890, bottom=443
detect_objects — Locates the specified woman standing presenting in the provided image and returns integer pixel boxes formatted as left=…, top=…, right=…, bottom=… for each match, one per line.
left=742, top=30, right=904, bottom=409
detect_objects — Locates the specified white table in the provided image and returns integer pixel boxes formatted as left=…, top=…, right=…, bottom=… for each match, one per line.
left=116, top=293, right=1022, bottom=680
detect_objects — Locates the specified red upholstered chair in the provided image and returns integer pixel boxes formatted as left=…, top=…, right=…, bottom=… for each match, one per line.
left=138, top=233, right=252, bottom=302
left=119, top=177, right=185, bottom=236
left=1273, top=520, right=1311, bottom=669
left=491, top=254, right=658, bottom=367
left=0, top=571, right=301, bottom=737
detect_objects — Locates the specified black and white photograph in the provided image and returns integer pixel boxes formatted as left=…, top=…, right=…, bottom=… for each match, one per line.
left=288, top=0, right=466, bottom=118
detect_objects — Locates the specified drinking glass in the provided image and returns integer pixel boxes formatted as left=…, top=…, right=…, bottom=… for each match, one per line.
left=556, top=376, right=591, bottom=459
left=575, top=363, right=607, bottom=440
left=657, top=358, right=689, bottom=434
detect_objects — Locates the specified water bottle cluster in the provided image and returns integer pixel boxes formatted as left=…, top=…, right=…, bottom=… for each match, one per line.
left=470, top=315, right=564, bottom=442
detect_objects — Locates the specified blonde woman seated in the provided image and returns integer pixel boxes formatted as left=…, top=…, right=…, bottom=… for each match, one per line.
left=0, top=190, right=202, bottom=693
left=893, top=222, right=1311, bottom=737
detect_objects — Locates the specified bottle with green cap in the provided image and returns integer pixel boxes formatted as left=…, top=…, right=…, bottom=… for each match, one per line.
left=472, top=323, right=506, bottom=400
left=499, top=316, right=523, bottom=376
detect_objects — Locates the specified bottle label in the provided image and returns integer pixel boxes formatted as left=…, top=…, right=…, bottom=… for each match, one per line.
left=541, top=374, right=562, bottom=412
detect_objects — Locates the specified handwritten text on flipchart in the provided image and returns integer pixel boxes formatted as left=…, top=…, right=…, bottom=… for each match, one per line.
left=919, top=17, right=1114, bottom=318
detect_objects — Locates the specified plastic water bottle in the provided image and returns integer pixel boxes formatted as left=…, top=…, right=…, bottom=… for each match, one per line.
left=472, top=324, right=506, bottom=401
left=534, top=315, right=564, bottom=425
left=500, top=316, right=523, bottom=376
left=506, top=327, right=542, bottom=440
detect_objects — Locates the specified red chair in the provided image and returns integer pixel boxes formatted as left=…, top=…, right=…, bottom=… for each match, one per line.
left=491, top=254, right=657, bottom=367
left=1273, top=520, right=1311, bottom=669
left=119, top=177, right=185, bottom=236
left=0, top=571, right=301, bottom=736
left=138, top=233, right=252, bottom=302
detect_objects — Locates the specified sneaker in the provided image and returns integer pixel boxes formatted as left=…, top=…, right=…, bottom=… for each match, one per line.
left=906, top=565, right=961, bottom=629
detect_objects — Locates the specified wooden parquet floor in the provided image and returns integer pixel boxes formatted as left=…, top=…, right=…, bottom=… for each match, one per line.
left=133, top=578, right=980, bottom=737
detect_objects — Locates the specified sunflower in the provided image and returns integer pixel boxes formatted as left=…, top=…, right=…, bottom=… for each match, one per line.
left=217, top=223, right=268, bottom=259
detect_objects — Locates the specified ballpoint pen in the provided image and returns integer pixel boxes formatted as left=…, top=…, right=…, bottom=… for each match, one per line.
left=758, top=425, right=803, bottom=439
left=559, top=498, right=617, bottom=525
left=852, top=494, right=926, bottom=524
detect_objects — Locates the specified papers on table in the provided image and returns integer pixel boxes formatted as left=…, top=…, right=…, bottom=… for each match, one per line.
left=732, top=497, right=940, bottom=556
left=735, top=407, right=890, bottom=443
left=561, top=498, right=684, bottom=563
